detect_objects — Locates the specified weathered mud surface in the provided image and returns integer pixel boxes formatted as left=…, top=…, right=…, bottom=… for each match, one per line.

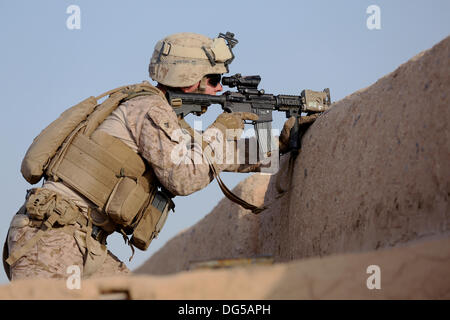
left=1, top=237, right=449, bottom=299
left=137, top=35, right=450, bottom=275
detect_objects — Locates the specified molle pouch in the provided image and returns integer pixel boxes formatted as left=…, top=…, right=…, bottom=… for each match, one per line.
left=105, top=177, right=149, bottom=226
left=130, top=191, right=171, bottom=251
left=25, top=188, right=56, bottom=221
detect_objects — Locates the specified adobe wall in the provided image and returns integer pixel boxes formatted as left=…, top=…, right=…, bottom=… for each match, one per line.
left=136, top=35, right=450, bottom=275
left=1, top=237, right=449, bottom=299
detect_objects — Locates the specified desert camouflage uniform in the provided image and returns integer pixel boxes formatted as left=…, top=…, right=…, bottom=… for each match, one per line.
left=6, top=92, right=259, bottom=280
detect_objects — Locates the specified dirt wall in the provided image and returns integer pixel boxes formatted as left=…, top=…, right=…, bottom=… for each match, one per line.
left=136, top=35, right=450, bottom=275
left=1, top=236, right=449, bottom=299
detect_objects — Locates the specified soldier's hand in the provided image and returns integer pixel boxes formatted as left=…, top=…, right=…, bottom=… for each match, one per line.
left=211, top=112, right=259, bottom=140
left=214, top=112, right=258, bottom=130
left=279, top=114, right=320, bottom=154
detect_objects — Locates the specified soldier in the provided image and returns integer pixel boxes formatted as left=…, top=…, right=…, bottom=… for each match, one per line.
left=3, top=32, right=301, bottom=281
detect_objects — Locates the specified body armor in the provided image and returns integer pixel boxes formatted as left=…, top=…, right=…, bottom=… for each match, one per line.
left=20, top=82, right=174, bottom=251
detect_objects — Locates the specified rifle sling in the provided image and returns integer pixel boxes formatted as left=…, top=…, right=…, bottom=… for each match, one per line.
left=205, top=153, right=266, bottom=215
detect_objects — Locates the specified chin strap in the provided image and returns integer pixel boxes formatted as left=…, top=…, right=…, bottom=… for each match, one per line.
left=193, top=77, right=208, bottom=94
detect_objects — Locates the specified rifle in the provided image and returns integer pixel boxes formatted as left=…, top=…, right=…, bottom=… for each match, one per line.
left=166, top=73, right=332, bottom=156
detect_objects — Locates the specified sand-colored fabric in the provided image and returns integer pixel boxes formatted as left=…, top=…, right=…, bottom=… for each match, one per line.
left=149, top=33, right=231, bottom=87
left=6, top=215, right=130, bottom=281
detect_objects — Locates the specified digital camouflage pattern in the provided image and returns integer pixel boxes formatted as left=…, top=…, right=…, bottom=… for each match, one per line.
left=126, top=95, right=214, bottom=195
left=7, top=216, right=130, bottom=280
left=119, top=94, right=259, bottom=195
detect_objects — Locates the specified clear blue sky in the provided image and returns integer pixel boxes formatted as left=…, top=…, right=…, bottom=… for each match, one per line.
left=0, top=0, right=449, bottom=284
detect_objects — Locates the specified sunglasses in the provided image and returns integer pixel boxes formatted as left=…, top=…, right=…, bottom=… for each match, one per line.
left=205, top=74, right=222, bottom=87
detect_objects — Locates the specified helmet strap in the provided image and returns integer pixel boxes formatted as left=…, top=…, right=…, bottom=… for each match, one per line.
left=196, top=77, right=208, bottom=94
left=178, top=78, right=207, bottom=94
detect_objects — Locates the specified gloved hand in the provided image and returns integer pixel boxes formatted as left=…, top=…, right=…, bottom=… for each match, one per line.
left=279, top=114, right=320, bottom=154
left=210, top=112, right=259, bottom=141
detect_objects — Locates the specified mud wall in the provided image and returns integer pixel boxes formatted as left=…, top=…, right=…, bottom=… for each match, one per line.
left=136, top=36, right=450, bottom=275
left=1, top=237, right=449, bottom=299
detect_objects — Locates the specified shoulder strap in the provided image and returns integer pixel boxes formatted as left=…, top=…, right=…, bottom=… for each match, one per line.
left=45, top=82, right=162, bottom=182
left=84, top=82, right=163, bottom=136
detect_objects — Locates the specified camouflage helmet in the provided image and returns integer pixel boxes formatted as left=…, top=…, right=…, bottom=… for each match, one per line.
left=149, top=32, right=236, bottom=87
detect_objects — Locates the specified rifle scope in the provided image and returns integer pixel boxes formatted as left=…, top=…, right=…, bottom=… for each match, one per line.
left=222, top=74, right=261, bottom=89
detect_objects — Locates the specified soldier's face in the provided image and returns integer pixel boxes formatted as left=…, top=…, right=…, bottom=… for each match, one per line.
left=203, top=77, right=223, bottom=95
left=181, top=75, right=223, bottom=95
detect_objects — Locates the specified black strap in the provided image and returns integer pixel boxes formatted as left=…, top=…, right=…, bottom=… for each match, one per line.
left=2, top=230, right=11, bottom=281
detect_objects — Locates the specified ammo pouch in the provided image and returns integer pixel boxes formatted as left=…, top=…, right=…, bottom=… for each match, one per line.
left=4, top=188, right=85, bottom=269
left=105, top=175, right=152, bottom=227
left=105, top=175, right=174, bottom=251
left=130, top=189, right=173, bottom=250
left=25, top=188, right=81, bottom=226
left=46, top=129, right=173, bottom=251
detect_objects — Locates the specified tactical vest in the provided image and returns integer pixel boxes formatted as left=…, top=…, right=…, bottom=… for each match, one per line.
left=20, top=82, right=174, bottom=251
